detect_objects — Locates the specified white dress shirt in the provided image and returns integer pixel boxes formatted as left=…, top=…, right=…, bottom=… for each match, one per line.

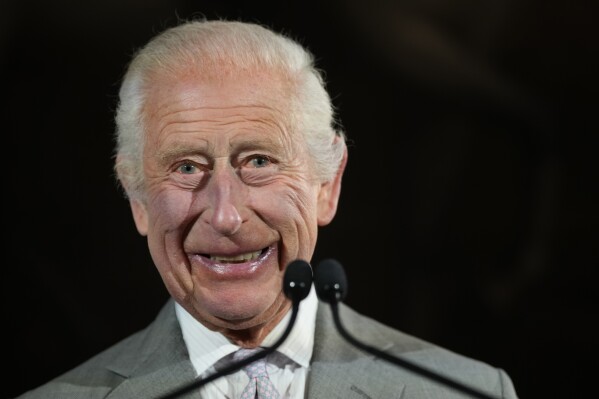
left=175, top=286, right=318, bottom=398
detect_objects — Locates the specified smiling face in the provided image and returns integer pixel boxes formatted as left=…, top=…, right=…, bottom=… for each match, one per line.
left=127, top=70, right=344, bottom=345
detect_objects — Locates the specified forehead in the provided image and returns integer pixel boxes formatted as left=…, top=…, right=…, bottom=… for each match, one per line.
left=141, top=70, right=306, bottom=162
left=144, top=70, right=294, bottom=124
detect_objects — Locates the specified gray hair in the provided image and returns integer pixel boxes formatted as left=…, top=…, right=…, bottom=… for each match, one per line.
left=114, top=18, right=346, bottom=200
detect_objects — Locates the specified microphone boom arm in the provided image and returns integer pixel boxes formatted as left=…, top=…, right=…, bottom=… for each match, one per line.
left=315, top=258, right=500, bottom=399
left=329, top=300, right=500, bottom=399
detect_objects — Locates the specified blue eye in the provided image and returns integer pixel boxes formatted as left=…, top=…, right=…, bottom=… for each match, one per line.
left=178, top=163, right=197, bottom=174
left=250, top=156, right=271, bottom=168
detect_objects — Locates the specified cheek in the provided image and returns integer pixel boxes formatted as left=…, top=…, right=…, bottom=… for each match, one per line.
left=254, top=183, right=320, bottom=241
left=146, top=188, right=196, bottom=232
left=256, top=183, right=317, bottom=218
left=290, top=183, right=320, bottom=218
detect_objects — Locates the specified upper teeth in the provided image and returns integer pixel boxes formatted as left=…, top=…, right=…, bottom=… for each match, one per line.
left=211, top=250, right=261, bottom=263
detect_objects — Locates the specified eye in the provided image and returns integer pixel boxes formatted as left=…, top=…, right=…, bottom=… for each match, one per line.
left=177, top=163, right=198, bottom=174
left=238, top=154, right=278, bottom=184
left=247, top=155, right=272, bottom=168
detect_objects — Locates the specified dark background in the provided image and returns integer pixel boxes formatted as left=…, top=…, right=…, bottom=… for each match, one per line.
left=3, top=1, right=597, bottom=398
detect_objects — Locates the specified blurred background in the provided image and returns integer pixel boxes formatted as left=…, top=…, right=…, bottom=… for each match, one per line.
left=2, top=1, right=597, bottom=398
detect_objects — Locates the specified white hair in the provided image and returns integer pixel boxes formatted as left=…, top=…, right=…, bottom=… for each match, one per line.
left=114, top=18, right=346, bottom=200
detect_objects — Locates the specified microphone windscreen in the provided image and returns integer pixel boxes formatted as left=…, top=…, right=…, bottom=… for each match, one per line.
left=314, top=258, right=348, bottom=303
left=283, top=259, right=313, bottom=302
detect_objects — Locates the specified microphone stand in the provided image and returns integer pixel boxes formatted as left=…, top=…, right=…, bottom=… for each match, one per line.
left=316, top=258, right=499, bottom=399
left=328, top=300, right=499, bottom=399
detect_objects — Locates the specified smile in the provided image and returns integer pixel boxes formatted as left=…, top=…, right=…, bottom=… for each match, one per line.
left=209, top=249, right=263, bottom=263
left=190, top=246, right=276, bottom=277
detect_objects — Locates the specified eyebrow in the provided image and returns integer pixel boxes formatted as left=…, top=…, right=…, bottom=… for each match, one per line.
left=153, top=134, right=287, bottom=163
left=155, top=143, right=210, bottom=165
left=232, top=134, right=285, bottom=153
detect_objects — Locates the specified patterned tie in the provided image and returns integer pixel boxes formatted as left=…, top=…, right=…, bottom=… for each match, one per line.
left=234, top=348, right=281, bottom=399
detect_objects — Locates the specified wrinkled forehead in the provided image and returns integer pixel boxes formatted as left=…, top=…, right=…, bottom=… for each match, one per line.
left=144, top=68, right=297, bottom=125
left=139, top=70, right=310, bottom=161
left=150, top=62, right=295, bottom=102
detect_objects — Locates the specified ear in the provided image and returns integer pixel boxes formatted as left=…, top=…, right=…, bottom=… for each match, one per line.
left=317, top=145, right=348, bottom=226
left=130, top=199, right=149, bottom=236
left=115, top=154, right=149, bottom=236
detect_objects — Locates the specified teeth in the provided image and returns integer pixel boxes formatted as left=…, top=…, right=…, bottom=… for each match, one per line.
left=211, top=250, right=261, bottom=263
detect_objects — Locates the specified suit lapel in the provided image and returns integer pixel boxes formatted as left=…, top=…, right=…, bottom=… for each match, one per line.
left=308, top=302, right=406, bottom=399
left=105, top=299, right=199, bottom=399
left=106, top=359, right=197, bottom=399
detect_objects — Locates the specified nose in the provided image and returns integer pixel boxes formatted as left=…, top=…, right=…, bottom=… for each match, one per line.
left=204, top=163, right=244, bottom=236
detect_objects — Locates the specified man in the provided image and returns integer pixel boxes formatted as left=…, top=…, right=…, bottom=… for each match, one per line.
left=16, top=19, right=518, bottom=398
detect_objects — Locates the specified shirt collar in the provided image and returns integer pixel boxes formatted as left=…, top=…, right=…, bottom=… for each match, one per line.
left=175, top=286, right=318, bottom=376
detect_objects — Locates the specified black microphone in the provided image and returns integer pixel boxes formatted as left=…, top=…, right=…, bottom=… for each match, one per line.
left=314, top=258, right=500, bottom=399
left=156, top=259, right=313, bottom=399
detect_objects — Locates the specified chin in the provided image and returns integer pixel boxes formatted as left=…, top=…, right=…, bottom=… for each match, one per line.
left=200, top=290, right=279, bottom=326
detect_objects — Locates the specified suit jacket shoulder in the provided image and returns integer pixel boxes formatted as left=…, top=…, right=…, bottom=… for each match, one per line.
left=15, top=299, right=197, bottom=399
left=309, top=302, right=519, bottom=399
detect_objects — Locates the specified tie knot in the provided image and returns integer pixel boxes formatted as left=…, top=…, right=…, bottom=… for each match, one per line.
left=234, top=348, right=268, bottom=379
left=233, top=348, right=281, bottom=399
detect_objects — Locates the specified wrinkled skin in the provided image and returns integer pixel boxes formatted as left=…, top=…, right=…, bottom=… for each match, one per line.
left=126, top=71, right=346, bottom=347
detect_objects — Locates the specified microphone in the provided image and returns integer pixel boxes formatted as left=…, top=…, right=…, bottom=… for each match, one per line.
left=156, top=259, right=313, bottom=399
left=314, top=258, right=500, bottom=399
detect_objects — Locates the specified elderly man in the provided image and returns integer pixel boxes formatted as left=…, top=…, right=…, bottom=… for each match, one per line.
left=16, top=19, right=518, bottom=399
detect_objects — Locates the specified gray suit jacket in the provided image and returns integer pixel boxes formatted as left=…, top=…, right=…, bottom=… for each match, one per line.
left=16, top=299, right=518, bottom=398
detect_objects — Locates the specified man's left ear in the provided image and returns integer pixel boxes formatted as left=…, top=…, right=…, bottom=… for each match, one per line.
left=317, top=145, right=348, bottom=226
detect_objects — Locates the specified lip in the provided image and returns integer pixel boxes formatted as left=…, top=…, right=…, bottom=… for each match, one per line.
left=188, top=245, right=276, bottom=278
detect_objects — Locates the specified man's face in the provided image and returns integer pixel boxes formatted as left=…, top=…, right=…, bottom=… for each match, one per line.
left=129, top=71, right=334, bottom=339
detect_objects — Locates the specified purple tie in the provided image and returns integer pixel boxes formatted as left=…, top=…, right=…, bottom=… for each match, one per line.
left=234, top=348, right=281, bottom=399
